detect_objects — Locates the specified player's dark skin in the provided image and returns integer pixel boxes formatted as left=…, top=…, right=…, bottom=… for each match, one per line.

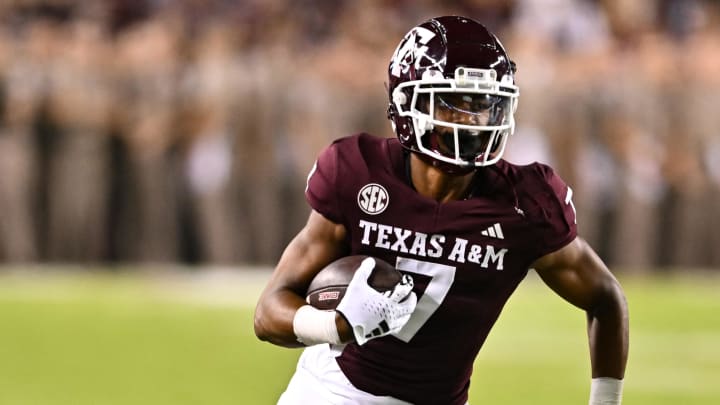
left=254, top=104, right=629, bottom=380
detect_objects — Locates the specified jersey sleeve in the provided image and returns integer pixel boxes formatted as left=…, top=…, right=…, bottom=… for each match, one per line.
left=305, top=141, right=344, bottom=224
left=524, top=164, right=578, bottom=259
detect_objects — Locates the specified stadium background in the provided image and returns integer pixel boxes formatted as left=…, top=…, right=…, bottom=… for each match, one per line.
left=0, top=0, right=718, bottom=404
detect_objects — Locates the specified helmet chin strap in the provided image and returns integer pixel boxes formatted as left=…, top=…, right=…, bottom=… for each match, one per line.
left=414, top=149, right=476, bottom=176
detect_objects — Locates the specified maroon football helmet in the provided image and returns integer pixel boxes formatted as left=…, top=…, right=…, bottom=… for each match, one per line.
left=387, top=16, right=519, bottom=172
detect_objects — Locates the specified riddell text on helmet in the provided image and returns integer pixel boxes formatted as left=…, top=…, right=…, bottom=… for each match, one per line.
left=358, top=219, right=508, bottom=270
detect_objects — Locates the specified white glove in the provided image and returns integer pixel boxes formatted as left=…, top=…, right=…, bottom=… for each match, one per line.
left=335, top=257, right=417, bottom=345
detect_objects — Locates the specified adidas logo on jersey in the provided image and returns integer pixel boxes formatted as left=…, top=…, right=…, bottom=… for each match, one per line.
left=481, top=223, right=504, bottom=239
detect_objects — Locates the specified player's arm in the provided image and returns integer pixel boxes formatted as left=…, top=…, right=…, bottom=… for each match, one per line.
left=254, top=208, right=417, bottom=348
left=253, top=210, right=352, bottom=347
left=532, top=236, right=629, bottom=404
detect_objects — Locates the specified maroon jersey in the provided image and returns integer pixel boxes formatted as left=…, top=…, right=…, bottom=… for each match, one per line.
left=305, top=133, right=577, bottom=405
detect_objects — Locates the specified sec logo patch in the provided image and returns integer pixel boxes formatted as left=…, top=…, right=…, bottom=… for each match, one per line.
left=358, top=183, right=389, bottom=215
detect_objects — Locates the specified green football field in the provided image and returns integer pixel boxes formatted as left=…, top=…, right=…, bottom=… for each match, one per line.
left=0, top=267, right=718, bottom=404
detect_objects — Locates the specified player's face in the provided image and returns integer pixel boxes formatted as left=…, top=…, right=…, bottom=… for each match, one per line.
left=422, top=93, right=510, bottom=162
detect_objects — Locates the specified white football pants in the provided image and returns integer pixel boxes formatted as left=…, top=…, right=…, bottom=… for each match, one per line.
left=277, top=344, right=413, bottom=405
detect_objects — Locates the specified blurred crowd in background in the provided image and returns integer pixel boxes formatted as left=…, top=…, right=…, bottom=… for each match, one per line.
left=0, top=0, right=718, bottom=271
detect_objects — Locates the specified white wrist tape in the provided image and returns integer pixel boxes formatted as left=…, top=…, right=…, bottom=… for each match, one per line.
left=292, top=305, right=342, bottom=346
left=589, top=377, right=623, bottom=405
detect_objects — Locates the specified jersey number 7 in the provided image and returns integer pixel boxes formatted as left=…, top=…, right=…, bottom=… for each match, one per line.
left=392, top=257, right=457, bottom=342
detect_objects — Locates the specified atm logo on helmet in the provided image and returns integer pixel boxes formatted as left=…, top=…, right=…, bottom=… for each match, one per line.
left=358, top=183, right=389, bottom=215
left=390, top=26, right=437, bottom=78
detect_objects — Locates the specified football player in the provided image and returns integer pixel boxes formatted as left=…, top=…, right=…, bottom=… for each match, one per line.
left=254, top=16, right=629, bottom=405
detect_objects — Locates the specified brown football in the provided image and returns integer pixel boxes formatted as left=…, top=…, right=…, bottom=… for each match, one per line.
left=305, top=255, right=402, bottom=310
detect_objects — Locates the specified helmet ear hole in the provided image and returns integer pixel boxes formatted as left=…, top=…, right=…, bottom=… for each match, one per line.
left=386, top=104, right=396, bottom=120
left=393, top=91, right=407, bottom=106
